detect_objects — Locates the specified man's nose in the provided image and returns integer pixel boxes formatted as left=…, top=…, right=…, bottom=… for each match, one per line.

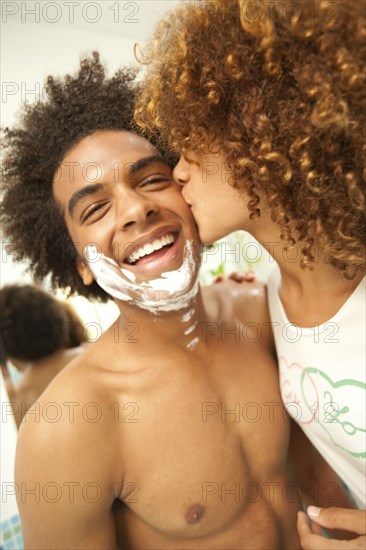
left=173, top=157, right=190, bottom=186
left=116, top=190, right=157, bottom=230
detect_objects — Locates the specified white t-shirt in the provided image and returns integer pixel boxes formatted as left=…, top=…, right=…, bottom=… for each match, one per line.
left=267, top=265, right=366, bottom=508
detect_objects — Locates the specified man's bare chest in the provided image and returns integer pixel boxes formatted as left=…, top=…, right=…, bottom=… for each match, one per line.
left=110, top=350, right=290, bottom=541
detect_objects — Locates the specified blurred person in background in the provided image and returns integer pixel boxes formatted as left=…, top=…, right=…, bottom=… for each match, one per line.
left=0, top=284, right=85, bottom=427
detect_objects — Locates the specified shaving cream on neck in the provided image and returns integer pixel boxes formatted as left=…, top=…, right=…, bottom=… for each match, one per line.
left=85, top=240, right=200, bottom=314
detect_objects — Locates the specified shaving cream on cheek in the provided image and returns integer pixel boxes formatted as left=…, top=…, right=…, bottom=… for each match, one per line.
left=85, top=241, right=200, bottom=314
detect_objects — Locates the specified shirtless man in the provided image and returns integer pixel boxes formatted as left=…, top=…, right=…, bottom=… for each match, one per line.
left=1, top=53, right=322, bottom=549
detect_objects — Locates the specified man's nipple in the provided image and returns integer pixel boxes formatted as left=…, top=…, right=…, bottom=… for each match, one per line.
left=185, top=503, right=204, bottom=525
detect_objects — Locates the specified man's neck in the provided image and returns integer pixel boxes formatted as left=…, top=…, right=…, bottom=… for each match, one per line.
left=113, top=289, right=208, bottom=352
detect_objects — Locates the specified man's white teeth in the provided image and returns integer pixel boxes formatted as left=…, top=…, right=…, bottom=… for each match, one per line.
left=126, top=233, right=176, bottom=264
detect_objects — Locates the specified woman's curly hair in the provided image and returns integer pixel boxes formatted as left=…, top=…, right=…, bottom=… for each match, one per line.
left=1, top=52, right=143, bottom=301
left=136, top=0, right=366, bottom=277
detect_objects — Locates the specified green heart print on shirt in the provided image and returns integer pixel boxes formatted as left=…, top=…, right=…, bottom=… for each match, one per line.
left=301, top=368, right=366, bottom=458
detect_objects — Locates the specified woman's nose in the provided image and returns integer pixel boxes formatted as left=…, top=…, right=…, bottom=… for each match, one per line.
left=173, top=157, right=190, bottom=186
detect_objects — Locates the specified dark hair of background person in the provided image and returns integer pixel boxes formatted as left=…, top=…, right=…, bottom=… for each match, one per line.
left=0, top=284, right=84, bottom=362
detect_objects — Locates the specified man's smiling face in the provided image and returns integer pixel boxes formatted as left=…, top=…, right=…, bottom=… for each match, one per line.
left=52, top=130, right=201, bottom=290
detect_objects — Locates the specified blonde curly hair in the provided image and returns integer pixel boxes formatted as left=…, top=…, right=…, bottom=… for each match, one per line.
left=136, top=0, right=366, bottom=278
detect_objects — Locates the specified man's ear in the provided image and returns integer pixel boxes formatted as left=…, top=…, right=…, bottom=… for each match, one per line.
left=76, top=258, right=94, bottom=286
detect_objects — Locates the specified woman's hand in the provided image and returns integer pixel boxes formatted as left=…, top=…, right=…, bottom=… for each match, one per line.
left=214, top=269, right=255, bottom=283
left=298, top=506, right=366, bottom=549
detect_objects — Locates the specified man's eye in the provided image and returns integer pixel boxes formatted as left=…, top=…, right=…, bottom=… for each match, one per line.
left=141, top=177, right=172, bottom=187
left=81, top=202, right=107, bottom=222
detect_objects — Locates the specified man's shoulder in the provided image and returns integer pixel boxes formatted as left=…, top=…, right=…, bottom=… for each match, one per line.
left=203, top=279, right=269, bottom=324
left=17, top=353, right=116, bottom=451
left=202, top=279, right=275, bottom=354
left=15, top=355, right=120, bottom=548
left=16, top=359, right=121, bottom=492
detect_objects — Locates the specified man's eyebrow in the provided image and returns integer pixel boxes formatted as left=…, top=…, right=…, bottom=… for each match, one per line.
left=68, top=183, right=104, bottom=218
left=126, top=155, right=171, bottom=176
